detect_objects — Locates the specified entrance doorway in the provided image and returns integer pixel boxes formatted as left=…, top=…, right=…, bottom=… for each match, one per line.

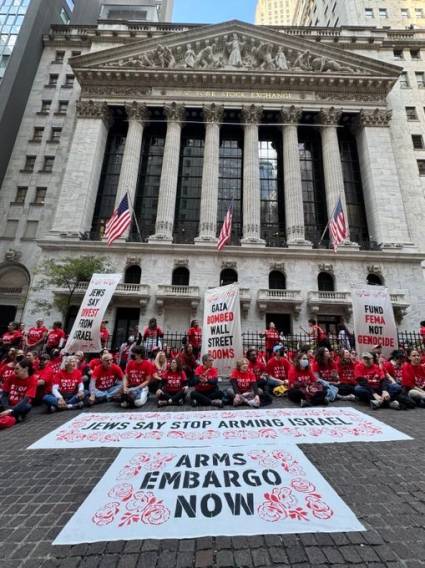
left=265, top=313, right=291, bottom=335
left=317, top=316, right=340, bottom=336
left=0, top=305, right=17, bottom=335
left=112, top=308, right=140, bottom=350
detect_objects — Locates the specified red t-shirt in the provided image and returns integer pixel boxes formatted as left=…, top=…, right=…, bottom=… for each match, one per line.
left=420, top=326, right=425, bottom=339
left=125, top=359, right=154, bottom=388
left=266, top=356, right=290, bottom=380
left=26, top=326, right=48, bottom=346
left=89, top=358, right=101, bottom=371
left=48, top=357, right=63, bottom=374
left=46, top=328, right=65, bottom=348
left=1, top=330, right=22, bottom=347
left=143, top=326, right=163, bottom=341
left=54, top=368, right=83, bottom=395
left=402, top=363, right=425, bottom=390
left=194, top=365, right=218, bottom=393
left=161, top=370, right=187, bottom=394
left=248, top=359, right=267, bottom=381
left=100, top=327, right=110, bottom=344
left=187, top=327, right=202, bottom=349
left=288, top=366, right=317, bottom=388
left=336, top=360, right=356, bottom=385
left=230, top=369, right=257, bottom=393
left=354, top=362, right=384, bottom=389
left=264, top=329, right=280, bottom=351
left=92, top=363, right=123, bottom=391
left=383, top=361, right=403, bottom=384
left=37, top=366, right=54, bottom=394
left=0, top=363, right=15, bottom=389
left=311, top=360, right=338, bottom=381
left=3, top=372, right=38, bottom=406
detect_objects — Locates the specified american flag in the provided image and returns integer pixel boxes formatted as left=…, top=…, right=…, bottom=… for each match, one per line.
left=105, top=194, right=132, bottom=246
left=329, top=197, right=348, bottom=251
left=217, top=204, right=233, bottom=251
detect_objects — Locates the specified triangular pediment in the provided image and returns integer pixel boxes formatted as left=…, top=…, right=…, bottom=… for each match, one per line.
left=71, top=20, right=400, bottom=81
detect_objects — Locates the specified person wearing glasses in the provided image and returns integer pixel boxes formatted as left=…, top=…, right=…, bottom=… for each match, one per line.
left=89, top=352, right=123, bottom=405
left=190, top=354, right=223, bottom=408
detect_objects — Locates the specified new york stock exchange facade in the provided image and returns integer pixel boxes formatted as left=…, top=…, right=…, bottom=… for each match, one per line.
left=2, top=20, right=425, bottom=344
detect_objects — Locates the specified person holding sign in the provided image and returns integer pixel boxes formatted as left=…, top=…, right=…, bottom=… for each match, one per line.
left=190, top=354, right=224, bottom=408
left=89, top=353, right=123, bottom=405
left=229, top=358, right=261, bottom=408
left=287, top=353, right=326, bottom=407
left=156, top=358, right=188, bottom=407
left=354, top=352, right=400, bottom=410
left=402, top=349, right=425, bottom=407
left=43, top=356, right=86, bottom=412
left=121, top=346, right=155, bottom=408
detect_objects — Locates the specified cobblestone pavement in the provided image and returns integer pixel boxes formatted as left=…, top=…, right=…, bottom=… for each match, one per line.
left=1, top=397, right=424, bottom=568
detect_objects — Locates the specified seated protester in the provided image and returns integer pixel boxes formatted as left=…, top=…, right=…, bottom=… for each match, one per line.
left=246, top=346, right=268, bottom=383
left=354, top=352, right=400, bottom=410
left=311, top=347, right=339, bottom=403
left=45, top=322, right=65, bottom=355
left=335, top=349, right=357, bottom=400
left=0, top=322, right=23, bottom=358
left=0, top=358, right=37, bottom=427
left=88, top=349, right=109, bottom=373
left=121, top=346, right=155, bottom=408
left=266, top=345, right=291, bottom=387
left=43, top=356, right=86, bottom=412
left=74, top=351, right=91, bottom=388
left=25, top=319, right=48, bottom=354
left=383, top=350, right=405, bottom=384
left=0, top=348, right=17, bottom=393
left=287, top=353, right=326, bottom=407
left=402, top=349, right=425, bottom=408
left=47, top=349, right=63, bottom=374
left=178, top=343, right=198, bottom=386
left=89, top=352, right=123, bottom=404
left=152, top=350, right=168, bottom=393
left=186, top=320, right=202, bottom=357
left=229, top=358, right=261, bottom=408
left=156, top=358, right=188, bottom=407
left=118, top=336, right=136, bottom=370
left=191, top=354, right=223, bottom=408
left=35, top=354, right=54, bottom=396
left=25, top=351, right=40, bottom=371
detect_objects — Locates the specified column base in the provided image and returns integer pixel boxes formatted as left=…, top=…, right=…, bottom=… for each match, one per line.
left=287, top=239, right=312, bottom=249
left=148, top=234, right=173, bottom=245
left=337, top=240, right=360, bottom=251
left=381, top=241, right=416, bottom=252
left=240, top=237, right=266, bottom=248
left=48, top=230, right=82, bottom=240
left=194, top=236, right=218, bottom=246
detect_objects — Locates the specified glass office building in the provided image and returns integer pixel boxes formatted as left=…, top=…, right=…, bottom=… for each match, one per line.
left=0, top=0, right=29, bottom=79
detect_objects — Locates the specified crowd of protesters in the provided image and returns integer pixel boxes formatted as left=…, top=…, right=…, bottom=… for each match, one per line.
left=0, top=316, right=424, bottom=429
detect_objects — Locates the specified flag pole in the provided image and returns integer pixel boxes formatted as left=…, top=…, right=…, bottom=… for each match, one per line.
left=126, top=191, right=143, bottom=242
left=318, top=194, right=342, bottom=247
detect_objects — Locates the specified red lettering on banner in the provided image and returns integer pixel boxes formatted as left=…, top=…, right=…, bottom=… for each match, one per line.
left=207, top=312, right=234, bottom=325
left=357, top=335, right=395, bottom=347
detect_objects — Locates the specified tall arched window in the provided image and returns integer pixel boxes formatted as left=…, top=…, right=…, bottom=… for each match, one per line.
left=124, top=265, right=141, bottom=284
left=318, top=272, right=335, bottom=292
left=269, top=270, right=286, bottom=290
left=172, top=267, right=190, bottom=286
left=220, top=268, right=238, bottom=286
left=367, top=273, right=383, bottom=286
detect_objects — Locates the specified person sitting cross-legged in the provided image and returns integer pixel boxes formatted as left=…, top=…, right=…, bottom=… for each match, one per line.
left=43, top=356, right=87, bottom=412
left=402, top=349, right=425, bottom=408
left=354, top=352, right=400, bottom=410
left=229, top=358, right=261, bottom=408
left=88, top=352, right=123, bottom=405
left=0, top=358, right=38, bottom=428
left=190, top=354, right=224, bottom=408
left=121, top=346, right=156, bottom=409
left=287, top=352, right=326, bottom=407
left=156, top=358, right=188, bottom=407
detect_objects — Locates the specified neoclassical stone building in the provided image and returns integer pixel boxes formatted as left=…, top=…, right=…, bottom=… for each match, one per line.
left=1, top=19, right=425, bottom=345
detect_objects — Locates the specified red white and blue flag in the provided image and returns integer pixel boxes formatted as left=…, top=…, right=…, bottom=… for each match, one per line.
left=105, top=193, right=132, bottom=246
left=217, top=204, right=233, bottom=252
left=329, top=197, right=348, bottom=252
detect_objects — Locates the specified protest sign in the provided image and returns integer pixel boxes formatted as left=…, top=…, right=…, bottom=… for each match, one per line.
left=64, top=273, right=121, bottom=353
left=352, top=287, right=398, bottom=358
left=29, top=408, right=411, bottom=450
left=201, top=283, right=243, bottom=376
left=54, top=444, right=364, bottom=544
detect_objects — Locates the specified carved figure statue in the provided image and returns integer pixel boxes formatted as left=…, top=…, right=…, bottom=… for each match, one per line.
left=226, top=33, right=245, bottom=67
left=293, top=49, right=313, bottom=71
left=184, top=43, right=196, bottom=68
left=257, top=43, right=276, bottom=70
left=195, top=42, right=215, bottom=68
left=275, top=46, right=288, bottom=70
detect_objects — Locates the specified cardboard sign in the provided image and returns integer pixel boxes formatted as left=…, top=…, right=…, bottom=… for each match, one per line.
left=54, top=444, right=364, bottom=544
left=201, top=283, right=244, bottom=376
left=352, top=287, right=398, bottom=358
left=64, top=273, right=121, bottom=353
left=29, top=408, right=411, bottom=450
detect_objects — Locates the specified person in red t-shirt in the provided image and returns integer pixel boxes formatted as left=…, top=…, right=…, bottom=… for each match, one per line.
left=307, top=319, right=330, bottom=349
left=311, top=347, right=340, bottom=403
left=354, top=352, right=399, bottom=410
left=178, top=343, right=198, bottom=385
left=0, top=322, right=23, bottom=358
left=266, top=346, right=291, bottom=386
left=335, top=349, right=357, bottom=399
left=420, top=321, right=425, bottom=346
left=25, top=319, right=48, bottom=354
left=100, top=321, right=110, bottom=348
left=0, top=358, right=38, bottom=426
left=0, top=348, right=17, bottom=392
left=262, top=322, right=280, bottom=360
left=45, top=322, right=65, bottom=355
left=287, top=353, right=326, bottom=407
left=186, top=320, right=202, bottom=357
left=143, top=318, right=164, bottom=357
left=89, top=352, right=123, bottom=404
left=191, top=354, right=223, bottom=408
left=121, top=346, right=156, bottom=408
left=230, top=358, right=260, bottom=408
left=43, top=356, right=86, bottom=412
left=156, top=358, right=188, bottom=407
left=35, top=354, right=54, bottom=399
left=402, top=349, right=425, bottom=407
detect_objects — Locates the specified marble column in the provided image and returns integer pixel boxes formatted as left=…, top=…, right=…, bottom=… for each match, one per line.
left=50, top=100, right=112, bottom=237
left=318, top=108, right=351, bottom=243
left=195, top=103, right=223, bottom=244
left=281, top=105, right=310, bottom=246
left=355, top=108, right=413, bottom=249
left=241, top=104, right=265, bottom=246
left=149, top=102, right=185, bottom=243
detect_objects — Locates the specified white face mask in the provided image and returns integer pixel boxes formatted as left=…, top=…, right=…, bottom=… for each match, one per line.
left=300, top=359, right=309, bottom=369
left=128, top=336, right=135, bottom=343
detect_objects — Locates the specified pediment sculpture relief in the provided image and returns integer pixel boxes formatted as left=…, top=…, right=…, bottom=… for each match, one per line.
left=105, top=33, right=358, bottom=74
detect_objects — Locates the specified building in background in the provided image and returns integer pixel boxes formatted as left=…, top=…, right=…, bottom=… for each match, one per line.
left=0, top=0, right=76, bottom=187
left=71, top=0, right=174, bottom=25
left=256, top=0, right=295, bottom=26
left=293, top=0, right=425, bottom=27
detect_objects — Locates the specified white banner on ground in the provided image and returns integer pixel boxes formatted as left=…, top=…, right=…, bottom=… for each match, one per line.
left=29, top=408, right=411, bottom=450
left=54, top=444, right=364, bottom=544
left=64, top=273, right=122, bottom=354
left=201, top=283, right=243, bottom=376
left=352, top=286, right=398, bottom=358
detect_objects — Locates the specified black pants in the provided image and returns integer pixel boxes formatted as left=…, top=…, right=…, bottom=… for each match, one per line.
left=337, top=383, right=356, bottom=396
left=11, top=401, right=32, bottom=420
left=288, top=388, right=326, bottom=405
left=190, top=388, right=223, bottom=406
left=158, top=390, right=186, bottom=404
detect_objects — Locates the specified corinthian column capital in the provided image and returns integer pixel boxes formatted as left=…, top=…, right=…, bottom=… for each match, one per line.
left=317, top=106, right=343, bottom=126
left=76, top=99, right=112, bottom=125
left=280, top=105, right=302, bottom=124
left=164, top=102, right=185, bottom=122
left=203, top=103, right=224, bottom=123
left=241, top=104, right=263, bottom=125
left=357, top=108, right=392, bottom=128
left=125, top=101, right=149, bottom=123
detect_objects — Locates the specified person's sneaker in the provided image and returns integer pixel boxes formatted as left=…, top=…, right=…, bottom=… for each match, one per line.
left=48, top=406, right=57, bottom=413
left=120, top=401, right=129, bottom=409
left=389, top=400, right=400, bottom=410
left=340, top=394, right=356, bottom=402
left=76, top=401, right=84, bottom=409
left=157, top=400, right=168, bottom=407
left=191, top=399, right=198, bottom=408
left=178, top=399, right=184, bottom=406
left=211, top=399, right=223, bottom=408
left=370, top=399, right=381, bottom=410
left=300, top=399, right=311, bottom=408
left=66, top=404, right=75, bottom=410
